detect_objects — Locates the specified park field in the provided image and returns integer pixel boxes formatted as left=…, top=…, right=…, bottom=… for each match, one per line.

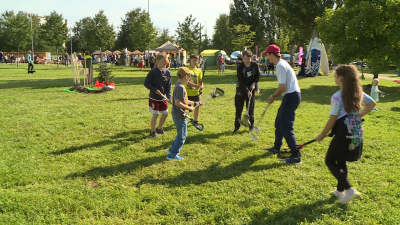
left=0, top=63, right=399, bottom=224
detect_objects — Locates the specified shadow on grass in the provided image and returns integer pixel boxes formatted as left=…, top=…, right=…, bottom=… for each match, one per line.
left=50, top=125, right=175, bottom=155
left=391, top=107, right=400, bottom=112
left=248, top=197, right=345, bottom=224
left=136, top=153, right=287, bottom=188
left=109, top=97, right=149, bottom=102
left=66, top=155, right=166, bottom=179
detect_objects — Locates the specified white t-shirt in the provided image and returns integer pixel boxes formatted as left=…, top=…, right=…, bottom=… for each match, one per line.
left=276, top=59, right=300, bottom=96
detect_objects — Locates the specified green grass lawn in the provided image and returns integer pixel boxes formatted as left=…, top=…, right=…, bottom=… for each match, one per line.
left=0, top=63, right=399, bottom=224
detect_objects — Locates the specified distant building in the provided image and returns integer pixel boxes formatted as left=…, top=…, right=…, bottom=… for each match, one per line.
left=18, top=11, right=67, bottom=25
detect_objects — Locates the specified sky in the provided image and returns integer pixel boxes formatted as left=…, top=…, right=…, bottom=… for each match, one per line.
left=2, top=0, right=232, bottom=37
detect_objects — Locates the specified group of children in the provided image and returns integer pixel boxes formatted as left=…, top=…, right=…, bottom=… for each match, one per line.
left=144, top=45, right=378, bottom=204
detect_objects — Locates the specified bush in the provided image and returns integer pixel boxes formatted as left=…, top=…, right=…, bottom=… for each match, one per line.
left=97, top=63, right=115, bottom=85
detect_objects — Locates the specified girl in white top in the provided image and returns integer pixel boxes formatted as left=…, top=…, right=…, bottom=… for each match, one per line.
left=370, top=79, right=382, bottom=111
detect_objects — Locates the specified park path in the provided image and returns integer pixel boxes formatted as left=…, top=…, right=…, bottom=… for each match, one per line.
left=362, top=73, right=399, bottom=81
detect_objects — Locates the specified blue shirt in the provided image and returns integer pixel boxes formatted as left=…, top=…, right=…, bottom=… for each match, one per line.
left=246, top=66, right=253, bottom=89
left=27, top=54, right=32, bottom=63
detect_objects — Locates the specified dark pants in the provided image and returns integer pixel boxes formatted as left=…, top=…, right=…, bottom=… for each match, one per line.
left=150, top=63, right=155, bottom=69
left=274, top=92, right=301, bottom=156
left=235, top=90, right=255, bottom=129
left=28, top=62, right=34, bottom=72
left=325, top=136, right=351, bottom=191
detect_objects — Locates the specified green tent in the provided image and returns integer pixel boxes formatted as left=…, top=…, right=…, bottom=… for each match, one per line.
left=201, top=49, right=219, bottom=66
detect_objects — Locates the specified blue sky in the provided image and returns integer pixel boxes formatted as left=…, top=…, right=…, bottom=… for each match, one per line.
left=2, top=0, right=232, bottom=37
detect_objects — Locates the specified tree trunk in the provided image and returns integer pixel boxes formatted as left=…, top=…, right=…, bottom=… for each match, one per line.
left=290, top=42, right=295, bottom=68
left=17, top=45, right=19, bottom=68
left=373, top=73, right=379, bottom=79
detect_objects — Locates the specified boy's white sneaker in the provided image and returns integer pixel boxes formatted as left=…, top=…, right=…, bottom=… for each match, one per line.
left=331, top=189, right=344, bottom=199
left=339, top=187, right=361, bottom=204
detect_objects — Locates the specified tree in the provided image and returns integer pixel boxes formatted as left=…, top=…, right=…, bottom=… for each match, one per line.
left=175, top=14, right=202, bottom=54
left=212, top=14, right=234, bottom=53
left=229, top=0, right=278, bottom=52
left=115, top=8, right=156, bottom=51
left=154, top=28, right=175, bottom=48
left=316, top=0, right=400, bottom=77
left=42, top=11, right=68, bottom=67
left=70, top=17, right=93, bottom=53
left=0, top=11, right=31, bottom=67
left=201, top=34, right=211, bottom=52
left=90, top=10, right=115, bottom=52
left=231, top=24, right=255, bottom=51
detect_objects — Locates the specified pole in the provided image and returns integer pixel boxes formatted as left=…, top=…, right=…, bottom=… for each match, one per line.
left=30, top=14, right=34, bottom=63
left=148, top=0, right=150, bottom=68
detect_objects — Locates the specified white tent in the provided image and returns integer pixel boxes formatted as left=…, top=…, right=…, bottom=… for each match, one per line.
left=155, top=41, right=187, bottom=64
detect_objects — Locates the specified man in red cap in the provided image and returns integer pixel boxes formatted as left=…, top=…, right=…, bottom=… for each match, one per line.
left=263, top=44, right=302, bottom=164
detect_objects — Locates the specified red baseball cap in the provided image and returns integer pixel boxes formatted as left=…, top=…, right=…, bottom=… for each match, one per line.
left=262, top=44, right=280, bottom=54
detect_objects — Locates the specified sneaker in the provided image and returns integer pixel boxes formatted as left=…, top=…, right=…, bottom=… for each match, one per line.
left=282, top=157, right=301, bottom=164
left=150, top=131, right=157, bottom=138
left=155, top=127, right=165, bottom=134
left=167, top=154, right=184, bottom=160
left=264, top=147, right=281, bottom=154
left=331, top=189, right=344, bottom=199
left=339, top=187, right=361, bottom=204
left=373, top=107, right=378, bottom=111
left=233, top=127, right=240, bottom=134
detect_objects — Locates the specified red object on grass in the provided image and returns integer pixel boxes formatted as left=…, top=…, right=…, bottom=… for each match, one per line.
left=394, top=80, right=400, bottom=83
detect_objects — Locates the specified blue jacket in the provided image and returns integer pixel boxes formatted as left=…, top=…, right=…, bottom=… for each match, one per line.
left=144, top=67, right=172, bottom=100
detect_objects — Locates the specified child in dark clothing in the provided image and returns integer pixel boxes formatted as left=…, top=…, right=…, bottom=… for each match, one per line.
left=144, top=53, right=172, bottom=138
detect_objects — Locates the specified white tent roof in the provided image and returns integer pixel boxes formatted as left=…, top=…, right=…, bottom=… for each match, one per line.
left=155, top=41, right=184, bottom=52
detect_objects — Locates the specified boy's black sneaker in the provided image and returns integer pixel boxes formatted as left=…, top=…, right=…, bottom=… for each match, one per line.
left=264, top=147, right=280, bottom=154
left=282, top=157, right=301, bottom=164
left=150, top=131, right=157, bottom=138
left=155, top=127, right=165, bottom=134
left=233, top=127, right=240, bottom=133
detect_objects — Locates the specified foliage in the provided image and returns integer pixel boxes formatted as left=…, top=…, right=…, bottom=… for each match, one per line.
left=0, top=11, right=31, bottom=52
left=175, top=14, right=202, bottom=54
left=153, top=28, right=175, bottom=49
left=316, top=0, right=400, bottom=77
left=90, top=10, right=115, bottom=52
left=115, top=8, right=157, bottom=52
left=212, top=14, right=234, bottom=53
left=97, top=63, right=115, bottom=84
left=232, top=24, right=255, bottom=52
left=42, top=11, right=68, bottom=66
left=229, top=0, right=279, bottom=52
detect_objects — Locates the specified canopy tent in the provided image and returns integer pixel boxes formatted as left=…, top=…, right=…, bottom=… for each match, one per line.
left=113, top=50, right=122, bottom=55
left=103, top=50, right=112, bottom=55
left=131, top=50, right=144, bottom=55
left=201, top=49, right=219, bottom=66
left=155, top=41, right=187, bottom=65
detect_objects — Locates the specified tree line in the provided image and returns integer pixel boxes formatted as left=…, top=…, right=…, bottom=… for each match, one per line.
left=1, top=0, right=399, bottom=75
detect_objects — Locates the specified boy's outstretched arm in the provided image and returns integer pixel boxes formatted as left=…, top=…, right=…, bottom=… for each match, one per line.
left=143, top=71, right=157, bottom=92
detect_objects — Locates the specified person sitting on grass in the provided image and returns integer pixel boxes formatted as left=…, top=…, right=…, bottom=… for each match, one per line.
left=144, top=53, right=171, bottom=138
left=185, top=54, right=204, bottom=127
left=167, top=67, right=204, bottom=160
left=316, top=65, right=376, bottom=204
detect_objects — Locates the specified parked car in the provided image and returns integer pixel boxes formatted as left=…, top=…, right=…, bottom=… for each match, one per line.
left=224, top=56, right=232, bottom=65
left=230, top=51, right=242, bottom=64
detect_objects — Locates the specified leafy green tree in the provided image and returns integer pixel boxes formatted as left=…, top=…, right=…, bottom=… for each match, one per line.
left=154, top=28, right=175, bottom=48
left=42, top=11, right=68, bottom=67
left=90, top=10, right=115, bottom=51
left=200, top=34, right=211, bottom=52
left=175, top=14, right=202, bottom=54
left=212, top=14, right=234, bottom=53
left=316, top=0, right=400, bottom=77
left=0, top=11, right=31, bottom=67
left=232, top=24, right=255, bottom=52
left=115, top=8, right=156, bottom=51
left=70, top=17, right=93, bottom=53
left=230, top=0, right=279, bottom=52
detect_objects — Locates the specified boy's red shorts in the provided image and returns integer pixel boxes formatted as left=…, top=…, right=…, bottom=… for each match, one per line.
left=149, top=98, right=168, bottom=114
left=139, top=62, right=143, bottom=68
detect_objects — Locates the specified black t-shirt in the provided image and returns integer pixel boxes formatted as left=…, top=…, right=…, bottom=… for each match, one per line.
left=246, top=66, right=254, bottom=88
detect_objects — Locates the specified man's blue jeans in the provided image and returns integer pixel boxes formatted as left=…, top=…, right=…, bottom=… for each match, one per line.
left=168, top=114, right=188, bottom=155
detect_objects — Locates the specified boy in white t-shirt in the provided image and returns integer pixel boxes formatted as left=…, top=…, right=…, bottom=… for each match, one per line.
left=263, top=44, right=302, bottom=164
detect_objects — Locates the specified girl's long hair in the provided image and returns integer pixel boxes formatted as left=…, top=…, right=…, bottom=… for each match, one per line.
left=335, top=65, right=363, bottom=113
